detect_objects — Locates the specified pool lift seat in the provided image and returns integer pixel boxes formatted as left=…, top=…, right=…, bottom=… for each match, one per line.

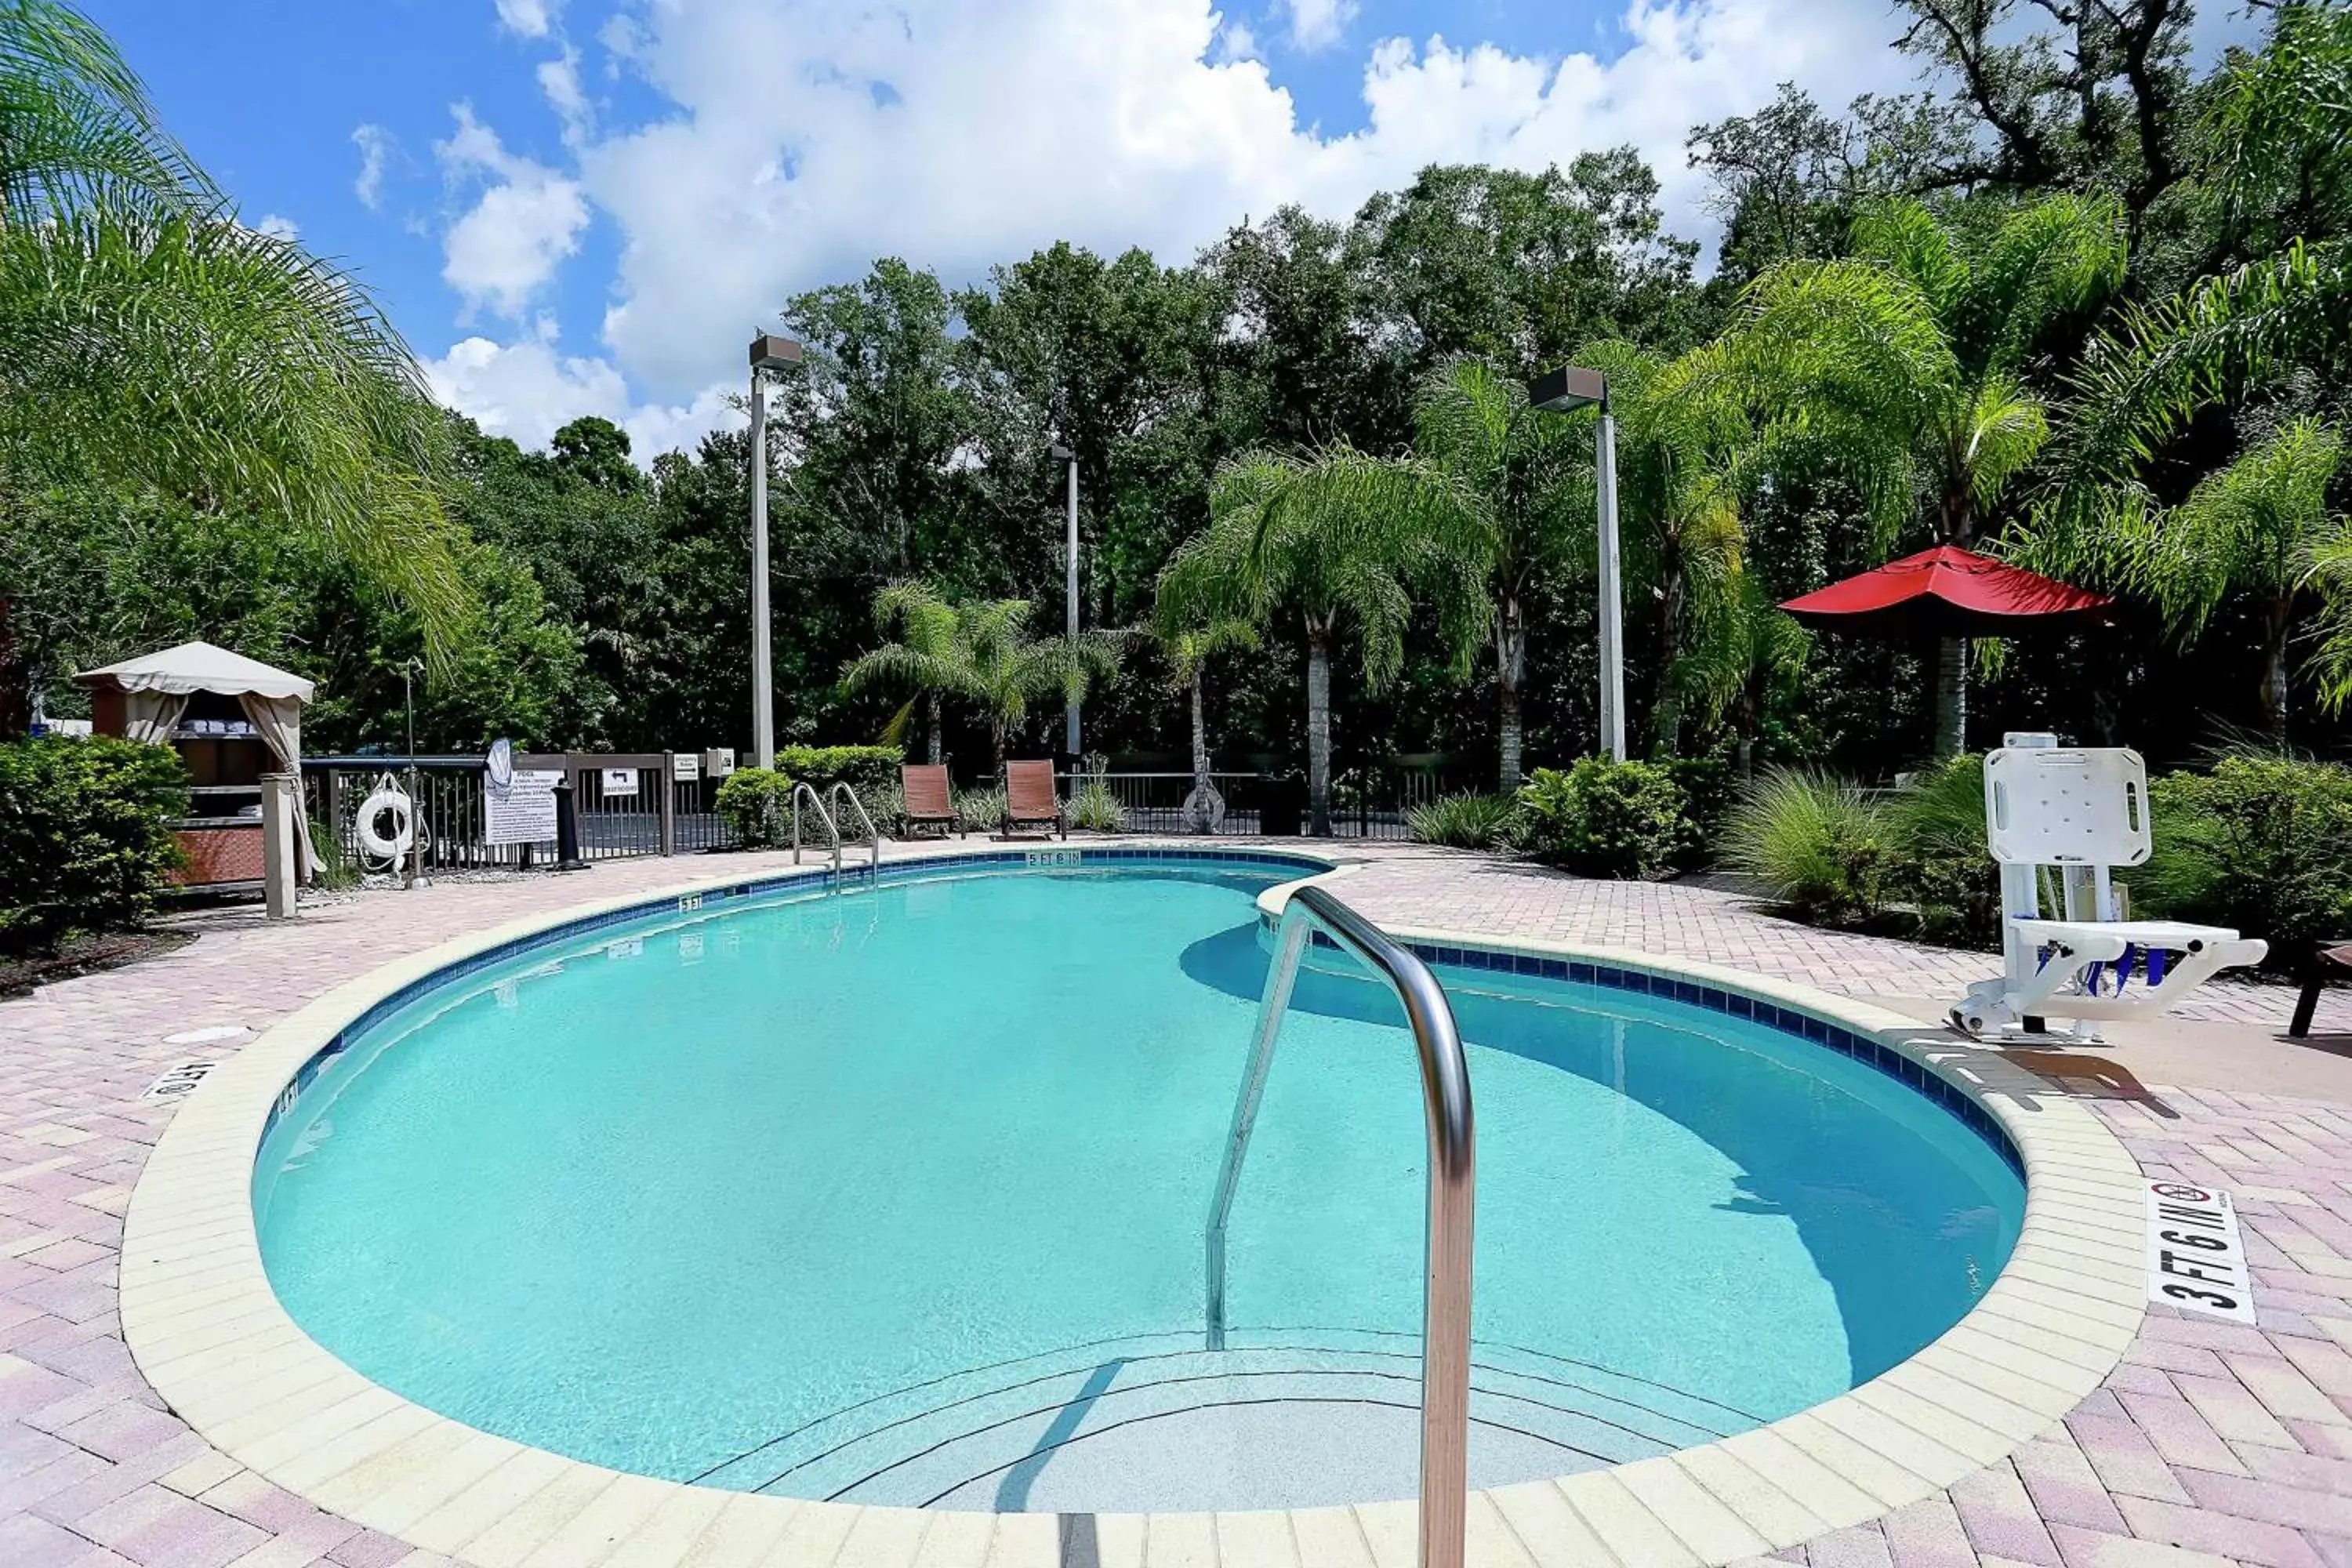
left=1950, top=734, right=2267, bottom=1042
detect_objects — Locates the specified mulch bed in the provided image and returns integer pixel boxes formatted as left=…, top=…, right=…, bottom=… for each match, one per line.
left=0, top=927, right=193, bottom=999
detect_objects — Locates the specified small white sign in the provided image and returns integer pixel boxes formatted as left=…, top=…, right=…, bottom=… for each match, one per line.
left=484, top=768, right=561, bottom=846
left=143, top=1061, right=217, bottom=1101
left=672, top=753, right=702, bottom=782
left=2145, top=1180, right=2256, bottom=1323
left=601, top=768, right=639, bottom=797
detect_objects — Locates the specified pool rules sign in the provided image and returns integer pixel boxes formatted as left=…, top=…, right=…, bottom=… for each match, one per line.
left=2144, top=1180, right=2256, bottom=1323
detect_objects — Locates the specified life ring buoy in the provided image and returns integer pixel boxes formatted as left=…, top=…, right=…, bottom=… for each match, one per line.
left=355, top=775, right=427, bottom=871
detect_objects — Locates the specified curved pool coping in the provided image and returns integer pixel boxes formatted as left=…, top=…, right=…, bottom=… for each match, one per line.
left=119, top=845, right=2147, bottom=1568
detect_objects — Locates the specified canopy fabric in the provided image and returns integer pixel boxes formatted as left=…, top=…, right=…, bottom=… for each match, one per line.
left=1779, top=545, right=2112, bottom=640
left=73, top=641, right=314, bottom=702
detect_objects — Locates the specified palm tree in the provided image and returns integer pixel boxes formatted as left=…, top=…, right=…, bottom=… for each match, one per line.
left=1147, top=616, right=1258, bottom=832
left=842, top=581, right=965, bottom=762
left=2119, top=418, right=2350, bottom=734
left=844, top=587, right=1120, bottom=771
left=0, top=1, right=463, bottom=725
left=1674, top=570, right=1813, bottom=779
left=1727, top=194, right=2127, bottom=757
left=1157, top=445, right=1490, bottom=837
left=1410, top=357, right=1586, bottom=789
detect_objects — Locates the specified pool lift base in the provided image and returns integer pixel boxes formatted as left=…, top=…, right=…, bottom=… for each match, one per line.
left=1947, top=735, right=2264, bottom=1044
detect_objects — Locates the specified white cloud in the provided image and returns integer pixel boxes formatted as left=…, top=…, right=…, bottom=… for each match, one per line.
left=1283, top=0, right=1359, bottom=53
left=494, top=0, right=557, bottom=39
left=577, top=0, right=1906, bottom=400
left=254, top=213, right=299, bottom=241
left=419, top=0, right=1930, bottom=459
left=424, top=318, right=739, bottom=460
left=436, top=105, right=590, bottom=317
left=352, top=124, right=392, bottom=209
left=539, top=48, right=589, bottom=132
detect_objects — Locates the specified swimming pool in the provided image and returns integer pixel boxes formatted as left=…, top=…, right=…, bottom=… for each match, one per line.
left=249, top=853, right=2024, bottom=1516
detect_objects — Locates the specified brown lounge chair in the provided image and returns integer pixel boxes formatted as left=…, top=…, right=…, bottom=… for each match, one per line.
left=1002, top=759, right=1065, bottom=840
left=2290, top=939, right=2352, bottom=1037
left=899, top=764, right=964, bottom=839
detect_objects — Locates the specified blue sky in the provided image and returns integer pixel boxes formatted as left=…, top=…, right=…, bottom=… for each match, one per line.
left=79, top=0, right=2225, bottom=462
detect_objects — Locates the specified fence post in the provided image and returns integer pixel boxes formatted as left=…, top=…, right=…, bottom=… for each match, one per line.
left=259, top=772, right=298, bottom=920
left=659, top=758, right=676, bottom=856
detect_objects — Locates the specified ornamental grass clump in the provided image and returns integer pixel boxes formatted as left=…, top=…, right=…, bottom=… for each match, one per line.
left=1406, top=790, right=1523, bottom=851
left=1722, top=768, right=1892, bottom=924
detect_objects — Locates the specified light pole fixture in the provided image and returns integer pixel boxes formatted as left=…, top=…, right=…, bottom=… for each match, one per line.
left=1530, top=365, right=1625, bottom=762
left=747, top=332, right=804, bottom=772
left=1050, top=441, right=1080, bottom=757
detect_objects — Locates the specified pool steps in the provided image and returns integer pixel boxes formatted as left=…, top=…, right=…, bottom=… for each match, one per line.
left=692, top=1329, right=1758, bottom=1511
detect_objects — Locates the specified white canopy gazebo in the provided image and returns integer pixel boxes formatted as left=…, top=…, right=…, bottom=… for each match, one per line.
left=74, top=641, right=319, bottom=875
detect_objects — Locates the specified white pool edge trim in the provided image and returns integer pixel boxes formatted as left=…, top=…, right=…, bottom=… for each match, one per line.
left=121, top=845, right=2146, bottom=1568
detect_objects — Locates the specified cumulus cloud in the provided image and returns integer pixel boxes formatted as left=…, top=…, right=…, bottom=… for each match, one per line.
left=493, top=0, right=557, bottom=38
left=254, top=213, right=299, bottom=241
left=352, top=124, right=393, bottom=209
left=437, top=104, right=590, bottom=317
left=423, top=0, right=1929, bottom=457
left=1283, top=0, right=1359, bottom=53
left=424, top=318, right=739, bottom=460
left=539, top=47, right=589, bottom=132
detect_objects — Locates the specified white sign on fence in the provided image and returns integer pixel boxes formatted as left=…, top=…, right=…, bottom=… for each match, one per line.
left=601, top=767, right=639, bottom=797
left=2144, top=1179, right=2256, bottom=1323
left=672, top=753, right=702, bottom=782
left=485, top=768, right=561, bottom=845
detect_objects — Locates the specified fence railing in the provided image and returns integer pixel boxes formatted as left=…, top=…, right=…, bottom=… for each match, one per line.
left=303, top=753, right=740, bottom=874
left=303, top=754, right=1478, bottom=873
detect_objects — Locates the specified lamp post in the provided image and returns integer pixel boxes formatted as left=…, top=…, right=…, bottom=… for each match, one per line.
left=1530, top=365, right=1624, bottom=761
left=1050, top=441, right=1080, bottom=756
left=746, top=332, right=804, bottom=772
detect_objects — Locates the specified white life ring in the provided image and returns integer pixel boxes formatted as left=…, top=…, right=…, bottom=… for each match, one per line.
left=355, top=775, right=426, bottom=870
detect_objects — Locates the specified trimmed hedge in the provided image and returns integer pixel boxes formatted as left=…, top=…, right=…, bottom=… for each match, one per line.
left=0, top=736, right=189, bottom=953
left=2132, top=753, right=2352, bottom=967
left=775, top=745, right=902, bottom=793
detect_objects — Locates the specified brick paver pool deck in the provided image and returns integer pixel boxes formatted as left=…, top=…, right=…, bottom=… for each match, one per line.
left=4, top=839, right=2349, bottom=1568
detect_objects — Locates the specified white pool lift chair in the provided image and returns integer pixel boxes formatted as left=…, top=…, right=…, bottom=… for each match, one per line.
left=1949, top=733, right=2267, bottom=1042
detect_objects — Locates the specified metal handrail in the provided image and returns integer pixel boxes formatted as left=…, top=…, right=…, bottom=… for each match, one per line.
left=1203, top=882, right=1474, bottom=1568
left=789, top=782, right=840, bottom=871
left=829, top=782, right=881, bottom=873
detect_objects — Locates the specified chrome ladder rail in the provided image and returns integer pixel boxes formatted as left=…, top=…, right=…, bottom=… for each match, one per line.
left=1203, top=882, right=1474, bottom=1568
left=829, top=782, right=882, bottom=874
left=789, top=782, right=840, bottom=873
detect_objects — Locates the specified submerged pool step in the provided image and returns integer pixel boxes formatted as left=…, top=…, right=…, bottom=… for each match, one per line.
left=693, top=1330, right=1758, bottom=1513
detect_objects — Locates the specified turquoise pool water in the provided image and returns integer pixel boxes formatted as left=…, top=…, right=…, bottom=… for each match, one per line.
left=253, top=859, right=2022, bottom=1514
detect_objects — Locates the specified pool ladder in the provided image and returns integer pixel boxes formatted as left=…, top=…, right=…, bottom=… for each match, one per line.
left=1204, top=882, right=1474, bottom=1568
left=790, top=782, right=881, bottom=877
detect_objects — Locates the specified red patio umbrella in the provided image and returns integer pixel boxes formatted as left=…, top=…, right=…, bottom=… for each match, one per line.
left=1778, top=544, right=2112, bottom=639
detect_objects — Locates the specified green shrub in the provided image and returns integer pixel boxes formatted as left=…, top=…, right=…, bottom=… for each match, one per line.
left=1514, top=758, right=1690, bottom=878
left=0, top=735, right=189, bottom=953
left=775, top=745, right=902, bottom=793
left=1888, top=753, right=2000, bottom=946
left=954, top=784, right=1006, bottom=832
left=1662, top=755, right=1734, bottom=863
left=1407, top=790, right=1522, bottom=850
left=714, top=767, right=795, bottom=848
left=2131, top=753, right=2352, bottom=964
left=854, top=779, right=907, bottom=837
left=1722, top=768, right=1893, bottom=923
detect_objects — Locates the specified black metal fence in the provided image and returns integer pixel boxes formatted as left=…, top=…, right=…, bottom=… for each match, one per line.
left=303, top=753, right=739, bottom=874
left=303, top=753, right=1476, bottom=872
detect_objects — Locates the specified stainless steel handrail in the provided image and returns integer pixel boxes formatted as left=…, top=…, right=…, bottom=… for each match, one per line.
left=789, top=782, right=840, bottom=872
left=1203, top=882, right=1474, bottom=1568
left=829, top=782, right=881, bottom=873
